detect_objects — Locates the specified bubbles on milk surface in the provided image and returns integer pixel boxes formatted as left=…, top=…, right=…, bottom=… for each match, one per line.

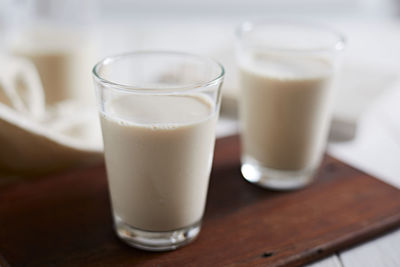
left=103, top=94, right=214, bottom=128
left=243, top=52, right=333, bottom=80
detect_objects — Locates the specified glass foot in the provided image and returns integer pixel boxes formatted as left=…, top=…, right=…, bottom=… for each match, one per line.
left=241, top=156, right=317, bottom=190
left=114, top=215, right=201, bottom=251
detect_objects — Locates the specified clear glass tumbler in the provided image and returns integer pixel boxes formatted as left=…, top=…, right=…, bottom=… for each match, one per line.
left=5, top=0, right=97, bottom=106
left=236, top=20, right=345, bottom=190
left=92, top=51, right=224, bottom=251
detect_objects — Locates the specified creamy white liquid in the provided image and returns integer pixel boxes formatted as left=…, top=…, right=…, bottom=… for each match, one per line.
left=11, top=28, right=95, bottom=105
left=100, top=94, right=217, bottom=231
left=239, top=53, right=333, bottom=170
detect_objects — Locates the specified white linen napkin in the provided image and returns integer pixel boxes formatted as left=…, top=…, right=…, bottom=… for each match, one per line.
left=328, top=80, right=400, bottom=188
left=0, top=56, right=102, bottom=176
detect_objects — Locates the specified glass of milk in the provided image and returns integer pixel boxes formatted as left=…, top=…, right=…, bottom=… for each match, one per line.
left=5, top=0, right=97, bottom=106
left=236, top=20, right=345, bottom=190
left=92, top=51, right=224, bottom=251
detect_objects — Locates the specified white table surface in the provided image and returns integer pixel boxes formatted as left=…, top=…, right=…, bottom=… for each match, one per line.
left=98, top=17, right=400, bottom=266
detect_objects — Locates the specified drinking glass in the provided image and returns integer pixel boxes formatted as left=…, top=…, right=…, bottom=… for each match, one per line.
left=236, top=20, right=345, bottom=190
left=92, top=51, right=224, bottom=250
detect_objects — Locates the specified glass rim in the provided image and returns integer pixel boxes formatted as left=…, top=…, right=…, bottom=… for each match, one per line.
left=236, top=19, right=346, bottom=53
left=92, top=50, right=225, bottom=94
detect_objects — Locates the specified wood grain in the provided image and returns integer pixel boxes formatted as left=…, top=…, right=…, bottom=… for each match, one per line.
left=1, top=135, right=400, bottom=267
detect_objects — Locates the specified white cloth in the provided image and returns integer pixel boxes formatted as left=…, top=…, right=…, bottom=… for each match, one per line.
left=328, top=81, right=400, bottom=188
left=0, top=56, right=102, bottom=176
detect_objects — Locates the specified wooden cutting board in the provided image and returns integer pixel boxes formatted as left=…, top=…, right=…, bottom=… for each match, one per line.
left=1, top=135, right=400, bottom=267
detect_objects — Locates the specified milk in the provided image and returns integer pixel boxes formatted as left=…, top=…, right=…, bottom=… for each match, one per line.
left=100, top=94, right=217, bottom=231
left=239, top=53, right=333, bottom=171
left=11, top=28, right=95, bottom=105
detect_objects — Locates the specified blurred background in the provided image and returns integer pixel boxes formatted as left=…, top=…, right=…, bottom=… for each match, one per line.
left=1, top=2, right=400, bottom=265
left=0, top=0, right=399, bottom=181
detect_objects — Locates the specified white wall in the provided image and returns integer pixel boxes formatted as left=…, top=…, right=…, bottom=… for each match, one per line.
left=98, top=0, right=399, bottom=20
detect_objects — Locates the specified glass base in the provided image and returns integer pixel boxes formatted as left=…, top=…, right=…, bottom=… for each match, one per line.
left=114, top=215, right=201, bottom=251
left=241, top=156, right=316, bottom=190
